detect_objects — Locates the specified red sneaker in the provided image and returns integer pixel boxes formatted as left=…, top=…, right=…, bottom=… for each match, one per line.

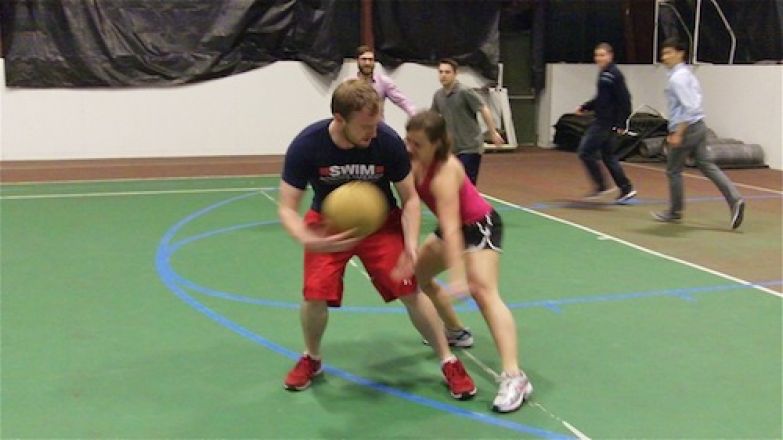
left=284, top=354, right=323, bottom=391
left=441, top=358, right=477, bottom=400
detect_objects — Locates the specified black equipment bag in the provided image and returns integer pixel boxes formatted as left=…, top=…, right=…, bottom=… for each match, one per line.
left=553, top=113, right=595, bottom=151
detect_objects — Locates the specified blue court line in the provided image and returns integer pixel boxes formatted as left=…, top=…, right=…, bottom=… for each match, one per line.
left=156, top=191, right=571, bottom=440
left=167, top=266, right=477, bottom=314
left=155, top=278, right=570, bottom=439
left=169, top=220, right=280, bottom=253
left=428, top=193, right=779, bottom=213
left=521, top=193, right=780, bottom=211
left=165, top=200, right=781, bottom=315
left=167, top=216, right=478, bottom=314
left=504, top=279, right=782, bottom=313
left=166, top=192, right=777, bottom=239
left=166, top=258, right=781, bottom=314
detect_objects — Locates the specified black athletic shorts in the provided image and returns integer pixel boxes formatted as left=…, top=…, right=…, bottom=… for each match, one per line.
left=434, top=209, right=503, bottom=252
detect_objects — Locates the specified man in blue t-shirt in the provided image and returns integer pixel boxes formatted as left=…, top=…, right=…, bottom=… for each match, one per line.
left=278, top=79, right=476, bottom=399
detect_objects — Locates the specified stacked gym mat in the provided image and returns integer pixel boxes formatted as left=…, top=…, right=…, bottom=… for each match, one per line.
left=553, top=113, right=767, bottom=169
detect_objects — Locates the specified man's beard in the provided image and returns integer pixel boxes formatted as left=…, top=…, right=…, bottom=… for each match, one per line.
left=360, top=65, right=374, bottom=76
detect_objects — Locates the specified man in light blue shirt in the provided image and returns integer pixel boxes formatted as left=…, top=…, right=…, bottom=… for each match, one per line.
left=652, top=39, right=744, bottom=229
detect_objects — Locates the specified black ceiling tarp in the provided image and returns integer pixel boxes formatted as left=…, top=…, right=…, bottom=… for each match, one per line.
left=544, top=0, right=627, bottom=63
left=372, top=0, right=501, bottom=80
left=732, top=0, right=783, bottom=62
left=664, top=0, right=782, bottom=64
left=1, top=0, right=359, bottom=87
left=544, top=0, right=782, bottom=64
left=2, top=0, right=504, bottom=87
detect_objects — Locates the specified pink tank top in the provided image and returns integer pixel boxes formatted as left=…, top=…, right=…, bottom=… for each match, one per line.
left=415, top=161, right=492, bottom=224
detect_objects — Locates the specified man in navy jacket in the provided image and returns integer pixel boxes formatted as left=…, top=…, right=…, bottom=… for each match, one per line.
left=575, top=43, right=636, bottom=203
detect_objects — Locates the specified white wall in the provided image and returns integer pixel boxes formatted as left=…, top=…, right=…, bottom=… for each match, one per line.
left=0, top=59, right=488, bottom=161
left=537, top=63, right=783, bottom=170
left=694, top=65, right=783, bottom=170
left=5, top=60, right=779, bottom=169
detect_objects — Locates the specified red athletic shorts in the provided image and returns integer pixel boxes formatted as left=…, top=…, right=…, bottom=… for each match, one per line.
left=302, top=208, right=417, bottom=307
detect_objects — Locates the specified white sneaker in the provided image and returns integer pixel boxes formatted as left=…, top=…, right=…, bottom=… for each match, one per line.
left=492, top=371, right=533, bottom=413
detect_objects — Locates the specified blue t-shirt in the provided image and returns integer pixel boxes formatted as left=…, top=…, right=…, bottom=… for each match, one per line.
left=282, top=119, right=411, bottom=212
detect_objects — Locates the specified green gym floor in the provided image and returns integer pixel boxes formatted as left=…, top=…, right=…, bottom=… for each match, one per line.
left=1, top=161, right=781, bottom=438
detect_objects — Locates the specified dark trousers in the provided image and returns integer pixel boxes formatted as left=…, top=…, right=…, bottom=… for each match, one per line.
left=577, top=124, right=633, bottom=193
left=457, top=153, right=482, bottom=185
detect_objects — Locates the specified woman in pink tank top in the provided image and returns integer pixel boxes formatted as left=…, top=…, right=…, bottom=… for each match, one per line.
left=405, top=111, right=532, bottom=413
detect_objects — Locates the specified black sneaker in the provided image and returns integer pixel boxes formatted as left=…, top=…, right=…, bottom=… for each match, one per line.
left=616, top=189, right=637, bottom=204
left=422, top=327, right=474, bottom=348
left=445, top=328, right=474, bottom=347
left=651, top=211, right=682, bottom=223
left=731, top=199, right=745, bottom=230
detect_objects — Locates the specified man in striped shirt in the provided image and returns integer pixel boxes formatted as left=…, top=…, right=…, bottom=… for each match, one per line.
left=652, top=38, right=745, bottom=229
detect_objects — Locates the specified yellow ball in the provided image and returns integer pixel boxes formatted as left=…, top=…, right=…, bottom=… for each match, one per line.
left=322, top=181, right=389, bottom=238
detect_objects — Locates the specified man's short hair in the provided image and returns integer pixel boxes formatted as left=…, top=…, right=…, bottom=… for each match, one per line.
left=356, top=45, right=374, bottom=58
left=595, top=42, right=614, bottom=53
left=661, top=38, right=687, bottom=53
left=438, top=58, right=459, bottom=72
left=331, top=79, right=380, bottom=120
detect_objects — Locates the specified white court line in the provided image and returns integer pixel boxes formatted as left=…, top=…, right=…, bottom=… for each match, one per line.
left=459, top=350, right=592, bottom=440
left=460, top=349, right=500, bottom=380
left=483, top=194, right=783, bottom=299
left=259, top=189, right=278, bottom=205
left=530, top=402, right=592, bottom=440
left=624, top=162, right=783, bottom=195
left=0, top=187, right=272, bottom=200
left=1, top=173, right=280, bottom=186
left=348, top=258, right=371, bottom=280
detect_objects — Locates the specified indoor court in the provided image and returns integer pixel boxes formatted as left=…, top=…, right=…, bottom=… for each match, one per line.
left=2, top=152, right=781, bottom=438
left=2, top=1, right=782, bottom=439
